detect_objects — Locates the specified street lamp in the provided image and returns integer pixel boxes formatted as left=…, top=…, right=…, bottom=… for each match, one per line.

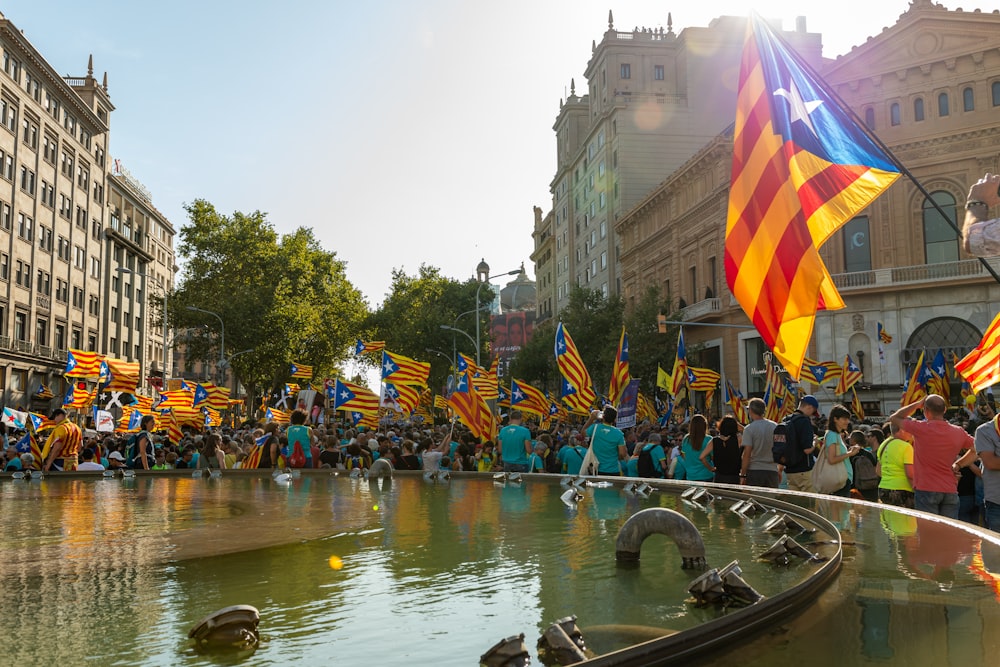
left=439, top=324, right=476, bottom=370
left=474, top=259, right=519, bottom=367
left=118, top=267, right=169, bottom=394
left=186, top=306, right=225, bottom=385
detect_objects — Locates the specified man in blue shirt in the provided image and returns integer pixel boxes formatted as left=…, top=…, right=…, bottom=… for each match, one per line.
left=584, top=407, right=627, bottom=475
left=498, top=410, right=532, bottom=473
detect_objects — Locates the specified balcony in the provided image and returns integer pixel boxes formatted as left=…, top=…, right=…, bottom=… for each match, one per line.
left=831, top=257, right=1000, bottom=292
left=680, top=297, right=722, bottom=321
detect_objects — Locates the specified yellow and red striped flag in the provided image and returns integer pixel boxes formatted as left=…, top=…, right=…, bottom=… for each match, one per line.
left=850, top=387, right=865, bottom=421
left=799, top=357, right=842, bottom=386
left=434, top=395, right=449, bottom=411
left=670, top=328, right=688, bottom=397
left=331, top=379, right=380, bottom=414
left=554, top=322, right=596, bottom=413
left=609, top=327, right=631, bottom=407
left=686, top=366, right=721, bottom=392
left=354, top=339, right=386, bottom=356
left=952, top=351, right=973, bottom=403
left=157, top=389, right=194, bottom=409
left=724, top=16, right=900, bottom=381
left=510, top=378, right=549, bottom=418
left=725, top=380, right=749, bottom=425
left=835, top=355, right=863, bottom=395
left=956, top=312, right=1000, bottom=393
left=383, top=382, right=420, bottom=415
left=381, top=350, right=431, bottom=386
left=265, top=407, right=290, bottom=425
left=102, top=358, right=140, bottom=391
left=64, top=349, right=103, bottom=378
left=901, top=350, right=928, bottom=405
left=448, top=370, right=485, bottom=439
left=289, top=362, right=312, bottom=379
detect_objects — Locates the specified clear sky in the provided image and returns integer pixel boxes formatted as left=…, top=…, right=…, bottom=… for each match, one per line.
left=3, top=0, right=926, bottom=305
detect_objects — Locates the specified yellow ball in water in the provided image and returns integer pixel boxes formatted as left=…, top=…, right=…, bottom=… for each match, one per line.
left=328, top=555, right=344, bottom=570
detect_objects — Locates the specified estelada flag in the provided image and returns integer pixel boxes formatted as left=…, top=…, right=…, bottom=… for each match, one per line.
left=290, top=362, right=312, bottom=379
left=381, top=350, right=430, bottom=386
left=725, top=15, right=899, bottom=380
left=64, top=349, right=103, bottom=378
left=554, top=323, right=596, bottom=413
left=609, top=327, right=631, bottom=407
left=956, top=311, right=1000, bottom=393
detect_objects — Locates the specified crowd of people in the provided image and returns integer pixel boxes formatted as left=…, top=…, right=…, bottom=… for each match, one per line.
left=3, top=395, right=998, bottom=532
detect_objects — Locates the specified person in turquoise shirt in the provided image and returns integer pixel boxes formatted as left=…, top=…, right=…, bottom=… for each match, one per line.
left=498, top=410, right=532, bottom=472
left=557, top=435, right=587, bottom=475
left=823, top=405, right=860, bottom=497
left=680, top=415, right=714, bottom=482
left=583, top=407, right=626, bottom=475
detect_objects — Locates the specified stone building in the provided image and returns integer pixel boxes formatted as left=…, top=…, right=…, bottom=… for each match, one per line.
left=0, top=11, right=176, bottom=410
left=615, top=1, right=1000, bottom=416
left=538, top=11, right=820, bottom=322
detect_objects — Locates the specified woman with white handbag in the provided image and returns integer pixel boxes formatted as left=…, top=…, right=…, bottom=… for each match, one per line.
left=812, top=405, right=860, bottom=496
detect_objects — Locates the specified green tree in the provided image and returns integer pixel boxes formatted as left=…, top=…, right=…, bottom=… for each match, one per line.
left=365, top=265, right=494, bottom=391
left=510, top=287, right=623, bottom=397
left=623, top=285, right=681, bottom=395
left=172, top=200, right=367, bottom=409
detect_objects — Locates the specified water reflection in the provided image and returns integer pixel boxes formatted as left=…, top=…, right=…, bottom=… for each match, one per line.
left=3, top=477, right=1000, bottom=666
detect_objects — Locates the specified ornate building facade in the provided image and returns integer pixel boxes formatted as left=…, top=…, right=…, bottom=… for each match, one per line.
left=0, top=10, right=176, bottom=410
left=535, top=11, right=820, bottom=322
left=616, top=1, right=1000, bottom=415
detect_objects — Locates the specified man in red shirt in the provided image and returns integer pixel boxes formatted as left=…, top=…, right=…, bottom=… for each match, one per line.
left=890, top=394, right=977, bottom=519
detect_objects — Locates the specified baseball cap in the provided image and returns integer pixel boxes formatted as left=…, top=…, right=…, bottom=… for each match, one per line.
left=108, top=451, right=125, bottom=461
left=800, top=395, right=820, bottom=410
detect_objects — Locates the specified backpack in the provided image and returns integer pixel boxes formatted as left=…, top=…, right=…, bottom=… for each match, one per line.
left=288, top=439, right=307, bottom=468
left=637, top=444, right=661, bottom=478
left=772, top=416, right=803, bottom=468
left=852, top=451, right=880, bottom=490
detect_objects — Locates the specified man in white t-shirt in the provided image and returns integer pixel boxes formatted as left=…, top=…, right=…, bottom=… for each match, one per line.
left=76, top=448, right=106, bottom=471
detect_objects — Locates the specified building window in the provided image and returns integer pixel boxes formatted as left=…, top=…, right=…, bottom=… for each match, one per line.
left=36, top=270, right=50, bottom=295
left=17, top=213, right=32, bottom=241
left=963, top=87, right=974, bottom=112
left=55, top=323, right=66, bottom=351
left=914, top=98, right=924, bottom=121
left=923, top=191, right=958, bottom=264
left=864, top=107, right=875, bottom=129
left=0, top=252, right=7, bottom=280
left=654, top=65, right=664, bottom=80
left=74, top=246, right=85, bottom=269
left=55, top=279, right=68, bottom=303
left=600, top=220, right=607, bottom=239
left=90, top=256, right=101, bottom=279
left=890, top=102, right=900, bottom=126
left=938, top=92, right=949, bottom=116
left=38, top=225, right=52, bottom=252
left=13, top=311, right=27, bottom=341
left=842, top=216, right=872, bottom=273
left=36, top=318, right=47, bottom=346
left=620, top=63, right=631, bottom=79
left=993, top=81, right=1000, bottom=107
left=600, top=251, right=607, bottom=270
left=0, top=97, right=16, bottom=132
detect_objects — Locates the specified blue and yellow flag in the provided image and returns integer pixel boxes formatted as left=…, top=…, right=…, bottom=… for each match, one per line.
left=726, top=15, right=900, bottom=380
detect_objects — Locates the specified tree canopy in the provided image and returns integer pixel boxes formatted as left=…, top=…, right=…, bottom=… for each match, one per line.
left=171, top=199, right=367, bottom=403
left=365, top=264, right=494, bottom=391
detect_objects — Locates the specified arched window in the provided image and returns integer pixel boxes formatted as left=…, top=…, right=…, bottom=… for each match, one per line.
left=902, top=317, right=981, bottom=372
left=914, top=97, right=925, bottom=121
left=938, top=92, right=950, bottom=116
left=864, top=107, right=875, bottom=129
left=993, top=81, right=1000, bottom=106
left=890, top=102, right=901, bottom=126
left=922, top=191, right=959, bottom=264
left=963, top=87, right=975, bottom=112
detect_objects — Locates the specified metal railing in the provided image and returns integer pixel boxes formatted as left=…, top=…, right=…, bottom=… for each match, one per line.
left=831, top=257, right=1000, bottom=291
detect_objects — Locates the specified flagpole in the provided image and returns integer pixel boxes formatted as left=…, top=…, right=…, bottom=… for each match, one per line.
left=758, top=14, right=1000, bottom=286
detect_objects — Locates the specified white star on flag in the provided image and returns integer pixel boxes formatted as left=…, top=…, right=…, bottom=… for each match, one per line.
left=774, top=79, right=823, bottom=138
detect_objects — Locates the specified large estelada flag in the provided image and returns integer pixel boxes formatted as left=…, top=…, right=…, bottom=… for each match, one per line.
left=290, top=362, right=312, bottom=379
left=725, top=15, right=900, bottom=380
left=608, top=327, right=630, bottom=408
left=554, top=323, right=596, bottom=413
left=331, top=379, right=380, bottom=414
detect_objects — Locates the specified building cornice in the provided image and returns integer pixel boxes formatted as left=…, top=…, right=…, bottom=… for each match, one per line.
left=0, top=20, right=109, bottom=133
